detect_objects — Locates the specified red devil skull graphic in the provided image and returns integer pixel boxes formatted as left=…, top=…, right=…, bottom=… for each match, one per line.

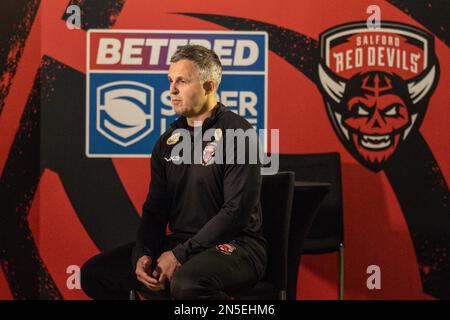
left=318, top=63, right=437, bottom=171
left=343, top=72, right=411, bottom=164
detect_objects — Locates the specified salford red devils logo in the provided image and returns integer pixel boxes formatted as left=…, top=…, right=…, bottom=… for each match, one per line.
left=318, top=22, right=439, bottom=171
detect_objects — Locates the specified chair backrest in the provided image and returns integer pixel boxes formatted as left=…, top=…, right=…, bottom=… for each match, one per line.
left=279, top=153, right=344, bottom=250
left=259, top=171, right=295, bottom=293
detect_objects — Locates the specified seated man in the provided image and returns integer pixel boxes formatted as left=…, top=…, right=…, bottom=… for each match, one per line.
left=81, top=44, right=266, bottom=300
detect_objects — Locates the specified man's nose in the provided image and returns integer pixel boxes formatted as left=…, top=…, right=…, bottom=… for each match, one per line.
left=170, top=82, right=179, bottom=94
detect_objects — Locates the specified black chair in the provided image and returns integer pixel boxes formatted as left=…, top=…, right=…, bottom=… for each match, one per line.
left=232, top=171, right=295, bottom=299
left=131, top=171, right=296, bottom=300
left=279, top=153, right=344, bottom=299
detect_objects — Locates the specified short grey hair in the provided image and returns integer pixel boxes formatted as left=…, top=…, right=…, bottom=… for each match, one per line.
left=170, top=44, right=222, bottom=87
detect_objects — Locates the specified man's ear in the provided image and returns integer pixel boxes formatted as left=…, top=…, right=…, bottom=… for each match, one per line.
left=203, top=80, right=216, bottom=94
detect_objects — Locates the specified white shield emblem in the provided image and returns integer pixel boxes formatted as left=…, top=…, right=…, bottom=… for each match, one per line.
left=97, top=81, right=154, bottom=147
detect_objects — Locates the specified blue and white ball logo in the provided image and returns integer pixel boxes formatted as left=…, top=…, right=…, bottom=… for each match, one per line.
left=97, top=81, right=154, bottom=147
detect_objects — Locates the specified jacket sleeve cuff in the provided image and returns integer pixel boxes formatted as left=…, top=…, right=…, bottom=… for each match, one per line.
left=171, top=244, right=188, bottom=265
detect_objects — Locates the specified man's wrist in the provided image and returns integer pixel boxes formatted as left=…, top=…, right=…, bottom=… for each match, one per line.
left=132, top=245, right=154, bottom=269
left=172, top=253, right=181, bottom=267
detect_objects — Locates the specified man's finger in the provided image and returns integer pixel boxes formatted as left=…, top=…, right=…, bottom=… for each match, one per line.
left=137, top=270, right=158, bottom=284
left=145, top=281, right=165, bottom=291
left=158, top=272, right=168, bottom=284
left=137, top=274, right=154, bottom=288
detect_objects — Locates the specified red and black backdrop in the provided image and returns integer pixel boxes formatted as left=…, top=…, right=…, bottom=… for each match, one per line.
left=0, top=0, right=448, bottom=300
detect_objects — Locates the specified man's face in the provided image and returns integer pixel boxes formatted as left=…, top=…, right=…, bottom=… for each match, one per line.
left=168, top=59, right=207, bottom=117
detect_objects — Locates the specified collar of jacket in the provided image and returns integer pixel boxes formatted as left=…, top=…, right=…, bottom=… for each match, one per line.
left=170, top=102, right=227, bottom=131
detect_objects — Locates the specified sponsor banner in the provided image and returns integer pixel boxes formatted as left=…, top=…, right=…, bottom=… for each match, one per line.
left=86, top=30, right=268, bottom=157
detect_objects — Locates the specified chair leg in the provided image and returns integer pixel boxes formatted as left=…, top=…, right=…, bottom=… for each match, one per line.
left=338, top=244, right=344, bottom=300
left=130, top=290, right=136, bottom=300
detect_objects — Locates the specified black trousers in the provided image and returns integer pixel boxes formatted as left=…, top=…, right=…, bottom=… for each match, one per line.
left=80, top=236, right=259, bottom=300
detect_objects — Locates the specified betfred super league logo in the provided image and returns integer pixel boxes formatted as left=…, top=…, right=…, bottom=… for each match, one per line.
left=318, top=22, right=439, bottom=171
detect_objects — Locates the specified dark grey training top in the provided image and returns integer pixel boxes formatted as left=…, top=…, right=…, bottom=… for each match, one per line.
left=133, top=103, right=266, bottom=278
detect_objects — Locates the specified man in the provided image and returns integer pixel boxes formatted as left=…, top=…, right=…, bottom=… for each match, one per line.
left=81, top=45, right=266, bottom=300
